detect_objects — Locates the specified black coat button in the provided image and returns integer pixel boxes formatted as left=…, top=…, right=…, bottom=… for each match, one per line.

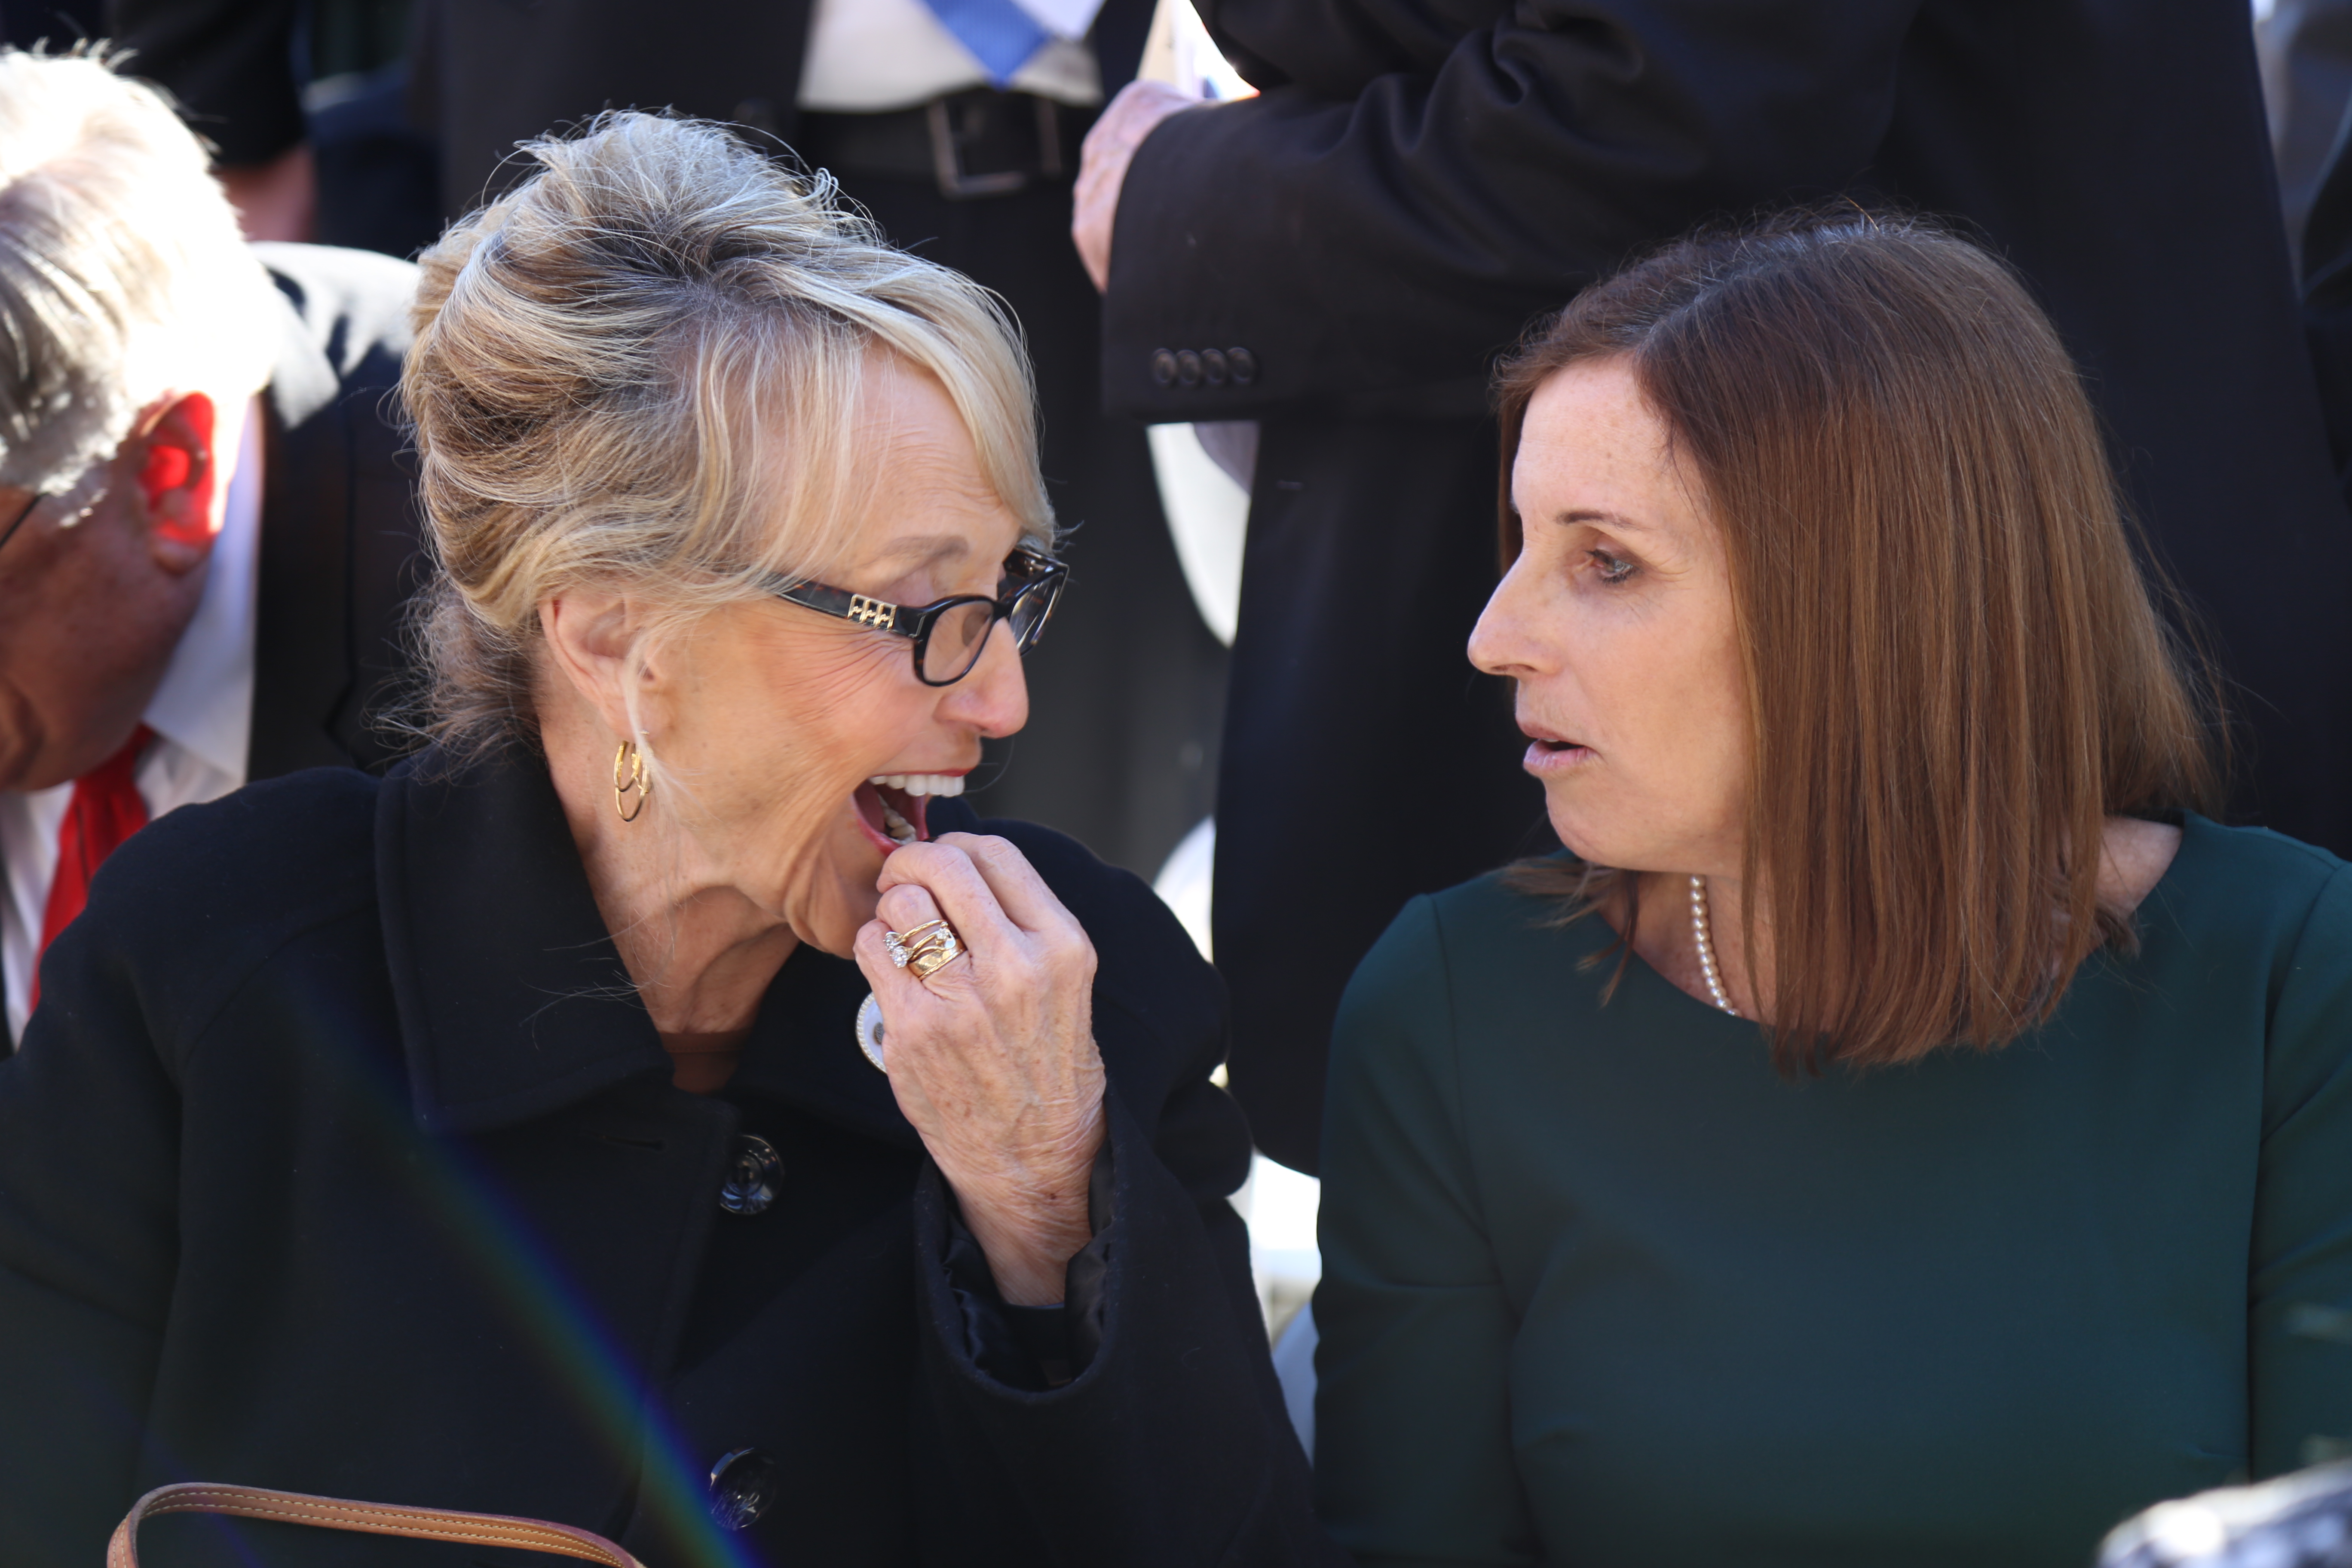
left=1149, top=348, right=1178, bottom=386
left=1228, top=346, right=1257, bottom=385
left=708, top=1447, right=781, bottom=1530
left=1201, top=347, right=1229, bottom=386
left=718, top=1134, right=782, bottom=1217
left=1176, top=349, right=1203, bottom=386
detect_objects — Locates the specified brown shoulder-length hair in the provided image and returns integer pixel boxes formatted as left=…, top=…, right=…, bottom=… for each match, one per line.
left=1498, top=210, right=2223, bottom=1072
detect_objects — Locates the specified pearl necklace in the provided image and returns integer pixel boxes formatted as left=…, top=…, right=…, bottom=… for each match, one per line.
left=1688, top=874, right=1740, bottom=1017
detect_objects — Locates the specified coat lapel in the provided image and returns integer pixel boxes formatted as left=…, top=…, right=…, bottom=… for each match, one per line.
left=377, top=748, right=671, bottom=1135
left=248, top=267, right=355, bottom=779
left=375, top=744, right=917, bottom=1148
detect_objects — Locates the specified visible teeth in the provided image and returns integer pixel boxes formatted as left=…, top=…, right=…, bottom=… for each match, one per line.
left=880, top=802, right=915, bottom=843
left=867, top=773, right=965, bottom=798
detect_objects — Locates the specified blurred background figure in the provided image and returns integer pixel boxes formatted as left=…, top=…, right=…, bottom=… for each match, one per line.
left=1079, top=0, right=2352, bottom=1176
left=0, top=3, right=95, bottom=48
left=2277, top=0, right=2352, bottom=520
left=2261, top=0, right=2352, bottom=271
left=0, top=46, right=424, bottom=1050
left=88, top=0, right=441, bottom=253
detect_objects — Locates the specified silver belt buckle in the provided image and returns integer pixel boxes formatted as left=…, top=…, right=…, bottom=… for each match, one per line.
left=927, top=95, right=1064, bottom=199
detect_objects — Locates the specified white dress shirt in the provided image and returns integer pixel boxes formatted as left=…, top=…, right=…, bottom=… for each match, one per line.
left=0, top=399, right=263, bottom=1041
left=797, top=0, right=1106, bottom=112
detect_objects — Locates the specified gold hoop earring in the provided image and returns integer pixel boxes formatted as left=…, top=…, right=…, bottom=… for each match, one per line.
left=613, top=740, right=651, bottom=822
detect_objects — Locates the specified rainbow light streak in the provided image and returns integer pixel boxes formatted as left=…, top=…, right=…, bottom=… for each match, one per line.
left=343, top=1061, right=765, bottom=1568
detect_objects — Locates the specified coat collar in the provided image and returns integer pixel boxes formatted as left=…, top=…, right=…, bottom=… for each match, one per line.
left=375, top=744, right=919, bottom=1149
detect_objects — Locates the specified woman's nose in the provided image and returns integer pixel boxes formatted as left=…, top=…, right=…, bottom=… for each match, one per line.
left=1468, top=568, right=1544, bottom=679
left=942, top=619, right=1031, bottom=738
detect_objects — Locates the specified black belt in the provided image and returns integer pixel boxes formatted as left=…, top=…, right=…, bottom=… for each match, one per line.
left=798, top=88, right=1089, bottom=200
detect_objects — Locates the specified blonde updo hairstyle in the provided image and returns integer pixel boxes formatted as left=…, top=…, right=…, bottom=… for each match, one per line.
left=403, top=111, right=1053, bottom=767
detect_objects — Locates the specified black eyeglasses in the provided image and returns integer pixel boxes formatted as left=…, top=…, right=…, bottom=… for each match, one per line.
left=0, top=490, right=41, bottom=559
left=772, top=546, right=1068, bottom=686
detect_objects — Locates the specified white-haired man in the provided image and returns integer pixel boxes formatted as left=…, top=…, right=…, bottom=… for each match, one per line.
left=0, top=47, right=425, bottom=1047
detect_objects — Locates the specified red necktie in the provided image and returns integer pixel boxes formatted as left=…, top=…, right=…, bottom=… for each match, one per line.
left=32, top=725, right=153, bottom=1002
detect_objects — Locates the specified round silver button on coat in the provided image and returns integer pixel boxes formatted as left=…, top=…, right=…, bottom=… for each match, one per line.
left=708, top=1446, right=782, bottom=1529
left=717, top=1134, right=782, bottom=1218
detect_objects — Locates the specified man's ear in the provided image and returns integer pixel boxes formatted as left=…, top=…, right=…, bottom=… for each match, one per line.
left=539, top=591, right=656, bottom=741
left=133, top=391, right=219, bottom=569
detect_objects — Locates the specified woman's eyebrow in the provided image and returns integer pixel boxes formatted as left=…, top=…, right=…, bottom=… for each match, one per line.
left=1514, top=502, right=1654, bottom=533
left=1558, top=507, right=1653, bottom=531
left=867, top=534, right=973, bottom=573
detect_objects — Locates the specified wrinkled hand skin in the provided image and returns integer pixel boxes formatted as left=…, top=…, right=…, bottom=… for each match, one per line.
left=1072, top=79, right=1200, bottom=293
left=854, top=833, right=1106, bottom=1306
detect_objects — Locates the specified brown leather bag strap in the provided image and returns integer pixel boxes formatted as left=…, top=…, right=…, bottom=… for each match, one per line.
left=107, top=1482, right=647, bottom=1568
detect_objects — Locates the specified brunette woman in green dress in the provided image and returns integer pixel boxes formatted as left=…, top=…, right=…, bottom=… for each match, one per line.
left=1314, top=212, right=2352, bottom=1568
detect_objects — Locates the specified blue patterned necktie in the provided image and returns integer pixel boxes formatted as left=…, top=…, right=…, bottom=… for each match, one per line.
left=919, top=0, right=1053, bottom=87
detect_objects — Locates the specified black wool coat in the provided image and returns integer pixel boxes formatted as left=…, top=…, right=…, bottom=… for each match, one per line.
left=0, top=750, right=1339, bottom=1567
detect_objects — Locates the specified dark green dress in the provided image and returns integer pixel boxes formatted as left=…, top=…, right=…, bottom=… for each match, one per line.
left=1316, top=815, right=2352, bottom=1567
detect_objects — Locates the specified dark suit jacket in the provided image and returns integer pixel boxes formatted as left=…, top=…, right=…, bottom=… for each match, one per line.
left=0, top=243, right=424, bottom=1053
left=246, top=242, right=427, bottom=778
left=410, top=0, right=1156, bottom=218
left=1107, top=0, right=2352, bottom=838
left=0, top=750, right=1337, bottom=1567
left=107, top=0, right=304, bottom=165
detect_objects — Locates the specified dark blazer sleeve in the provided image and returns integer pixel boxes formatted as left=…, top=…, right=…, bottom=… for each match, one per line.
left=906, top=811, right=1345, bottom=1566
left=247, top=242, right=428, bottom=780
left=105, top=0, right=304, bottom=166
left=1102, top=0, right=1920, bottom=420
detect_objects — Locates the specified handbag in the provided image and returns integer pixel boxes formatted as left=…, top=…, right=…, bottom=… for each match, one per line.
left=108, top=1482, right=646, bottom=1567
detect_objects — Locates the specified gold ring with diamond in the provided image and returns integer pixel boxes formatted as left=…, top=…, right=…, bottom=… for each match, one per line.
left=904, top=927, right=957, bottom=963
left=882, top=919, right=952, bottom=970
left=908, top=932, right=967, bottom=981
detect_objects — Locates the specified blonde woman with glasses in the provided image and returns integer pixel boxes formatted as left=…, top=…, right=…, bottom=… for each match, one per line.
left=0, top=113, right=1340, bottom=1568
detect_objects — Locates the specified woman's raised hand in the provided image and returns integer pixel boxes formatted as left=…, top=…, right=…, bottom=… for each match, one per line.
left=855, top=833, right=1106, bottom=1305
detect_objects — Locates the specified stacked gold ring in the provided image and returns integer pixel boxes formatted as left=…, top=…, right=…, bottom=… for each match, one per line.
left=909, top=935, right=966, bottom=980
left=884, top=919, right=968, bottom=981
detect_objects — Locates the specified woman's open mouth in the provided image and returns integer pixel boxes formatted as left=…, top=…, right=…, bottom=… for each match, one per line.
left=851, top=773, right=967, bottom=853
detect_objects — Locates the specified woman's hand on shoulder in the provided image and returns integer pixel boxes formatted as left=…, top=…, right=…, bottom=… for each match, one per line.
left=855, top=833, right=1106, bottom=1306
